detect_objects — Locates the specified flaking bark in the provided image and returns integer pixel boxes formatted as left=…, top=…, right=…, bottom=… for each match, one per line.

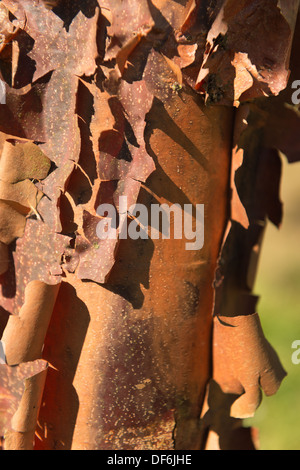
left=0, top=0, right=299, bottom=450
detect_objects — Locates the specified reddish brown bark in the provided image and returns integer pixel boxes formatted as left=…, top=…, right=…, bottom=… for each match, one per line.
left=0, top=0, right=299, bottom=450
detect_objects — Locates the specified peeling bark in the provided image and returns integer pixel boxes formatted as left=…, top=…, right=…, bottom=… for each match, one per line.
left=0, top=0, right=299, bottom=450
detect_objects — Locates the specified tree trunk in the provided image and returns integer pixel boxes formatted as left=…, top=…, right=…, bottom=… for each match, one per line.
left=0, top=0, right=299, bottom=451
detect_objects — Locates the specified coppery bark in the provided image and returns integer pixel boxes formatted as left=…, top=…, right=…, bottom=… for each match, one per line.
left=0, top=0, right=299, bottom=450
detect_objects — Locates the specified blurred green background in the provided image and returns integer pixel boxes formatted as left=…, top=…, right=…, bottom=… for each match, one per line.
left=245, top=157, right=300, bottom=450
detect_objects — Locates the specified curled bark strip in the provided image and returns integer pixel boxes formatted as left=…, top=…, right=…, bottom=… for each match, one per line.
left=2, top=282, right=60, bottom=365
left=0, top=282, right=59, bottom=449
left=213, top=314, right=286, bottom=419
left=200, top=380, right=259, bottom=450
left=0, top=359, right=48, bottom=444
left=199, top=310, right=286, bottom=449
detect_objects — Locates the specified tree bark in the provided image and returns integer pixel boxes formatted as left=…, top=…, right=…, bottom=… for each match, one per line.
left=0, top=0, right=299, bottom=451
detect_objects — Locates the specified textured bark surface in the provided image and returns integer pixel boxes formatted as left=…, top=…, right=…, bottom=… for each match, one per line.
left=0, top=0, right=299, bottom=450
